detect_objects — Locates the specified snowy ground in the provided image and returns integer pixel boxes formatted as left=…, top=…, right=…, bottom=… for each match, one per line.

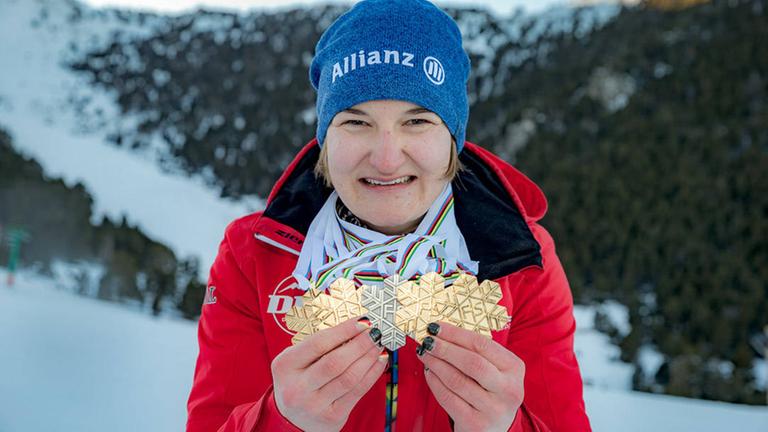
left=2, top=269, right=766, bottom=432
left=573, top=301, right=634, bottom=390
left=0, top=269, right=198, bottom=432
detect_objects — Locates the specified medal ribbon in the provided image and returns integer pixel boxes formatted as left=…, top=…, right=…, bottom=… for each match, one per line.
left=293, top=184, right=478, bottom=291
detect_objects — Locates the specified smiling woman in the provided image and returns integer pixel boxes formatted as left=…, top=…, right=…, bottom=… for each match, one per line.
left=186, top=1, right=591, bottom=431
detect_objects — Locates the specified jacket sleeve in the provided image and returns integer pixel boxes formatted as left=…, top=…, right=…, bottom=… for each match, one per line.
left=504, top=224, right=592, bottom=432
left=186, top=225, right=303, bottom=432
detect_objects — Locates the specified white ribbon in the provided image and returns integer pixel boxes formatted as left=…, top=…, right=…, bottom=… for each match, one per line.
left=293, top=184, right=478, bottom=291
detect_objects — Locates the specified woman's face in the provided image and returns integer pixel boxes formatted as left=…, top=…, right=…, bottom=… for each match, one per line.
left=325, top=99, right=453, bottom=235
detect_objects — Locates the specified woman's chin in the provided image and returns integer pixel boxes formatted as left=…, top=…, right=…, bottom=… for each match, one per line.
left=359, top=213, right=421, bottom=235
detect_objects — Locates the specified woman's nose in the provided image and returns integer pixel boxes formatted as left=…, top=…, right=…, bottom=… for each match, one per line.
left=369, top=130, right=406, bottom=174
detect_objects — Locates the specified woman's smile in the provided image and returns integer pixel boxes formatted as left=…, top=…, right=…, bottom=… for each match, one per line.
left=359, top=175, right=417, bottom=190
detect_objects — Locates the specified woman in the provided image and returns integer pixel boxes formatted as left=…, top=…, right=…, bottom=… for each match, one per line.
left=186, top=0, right=590, bottom=431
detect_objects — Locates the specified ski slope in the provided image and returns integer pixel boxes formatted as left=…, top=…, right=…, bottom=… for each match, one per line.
left=0, top=0, right=263, bottom=276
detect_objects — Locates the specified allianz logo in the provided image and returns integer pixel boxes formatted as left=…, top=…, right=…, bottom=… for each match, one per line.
left=331, top=49, right=445, bottom=86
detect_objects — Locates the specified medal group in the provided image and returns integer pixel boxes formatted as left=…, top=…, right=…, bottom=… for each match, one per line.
left=285, top=272, right=510, bottom=350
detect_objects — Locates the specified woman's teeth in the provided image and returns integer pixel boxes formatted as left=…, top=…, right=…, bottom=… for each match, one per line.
left=363, top=176, right=413, bottom=186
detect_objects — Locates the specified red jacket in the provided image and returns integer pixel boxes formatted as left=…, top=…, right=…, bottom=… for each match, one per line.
left=186, top=140, right=591, bottom=432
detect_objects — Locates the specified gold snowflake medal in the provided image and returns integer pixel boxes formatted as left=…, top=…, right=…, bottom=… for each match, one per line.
left=396, top=272, right=510, bottom=341
left=283, top=285, right=321, bottom=345
left=285, top=278, right=368, bottom=345
left=395, top=272, right=446, bottom=342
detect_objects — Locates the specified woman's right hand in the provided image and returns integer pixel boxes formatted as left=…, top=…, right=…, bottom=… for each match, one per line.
left=271, top=317, right=388, bottom=431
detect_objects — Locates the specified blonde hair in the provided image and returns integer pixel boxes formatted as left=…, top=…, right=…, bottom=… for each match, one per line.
left=314, top=139, right=463, bottom=188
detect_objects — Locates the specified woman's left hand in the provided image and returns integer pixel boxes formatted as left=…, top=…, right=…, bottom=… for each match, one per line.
left=416, top=322, right=525, bottom=432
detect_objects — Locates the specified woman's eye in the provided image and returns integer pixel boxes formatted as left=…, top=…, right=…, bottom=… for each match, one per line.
left=342, top=119, right=367, bottom=126
left=405, top=118, right=431, bottom=126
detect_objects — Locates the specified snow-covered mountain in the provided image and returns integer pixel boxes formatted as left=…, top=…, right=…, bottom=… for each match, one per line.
left=1, top=268, right=766, bottom=431
left=0, top=0, right=263, bottom=276
left=0, top=0, right=617, bottom=271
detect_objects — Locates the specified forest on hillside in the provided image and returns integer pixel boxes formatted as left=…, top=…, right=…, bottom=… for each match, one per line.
left=0, top=128, right=206, bottom=318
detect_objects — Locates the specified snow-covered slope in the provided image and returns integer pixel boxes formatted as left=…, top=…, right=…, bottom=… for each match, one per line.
left=0, top=269, right=197, bottom=432
left=2, top=269, right=766, bottom=432
left=573, top=301, right=634, bottom=390
left=585, top=388, right=768, bottom=431
left=0, top=0, right=262, bottom=275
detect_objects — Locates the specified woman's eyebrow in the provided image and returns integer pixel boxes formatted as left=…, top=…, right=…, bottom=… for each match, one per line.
left=406, top=108, right=433, bottom=114
left=342, top=108, right=368, bottom=115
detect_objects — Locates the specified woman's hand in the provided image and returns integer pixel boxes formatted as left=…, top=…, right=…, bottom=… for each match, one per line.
left=271, top=317, right=388, bottom=432
left=416, top=322, right=525, bottom=432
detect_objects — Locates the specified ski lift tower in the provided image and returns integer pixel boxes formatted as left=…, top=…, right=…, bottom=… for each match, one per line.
left=5, top=227, right=31, bottom=287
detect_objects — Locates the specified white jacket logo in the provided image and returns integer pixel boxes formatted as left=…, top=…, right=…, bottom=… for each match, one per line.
left=203, top=286, right=217, bottom=305
left=423, top=56, right=445, bottom=85
left=267, top=276, right=304, bottom=335
left=332, top=49, right=428, bottom=83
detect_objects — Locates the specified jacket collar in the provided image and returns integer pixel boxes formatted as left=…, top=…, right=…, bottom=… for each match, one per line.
left=256, top=139, right=543, bottom=281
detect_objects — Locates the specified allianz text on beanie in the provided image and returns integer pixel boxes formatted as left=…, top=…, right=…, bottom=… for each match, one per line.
left=309, top=0, right=471, bottom=152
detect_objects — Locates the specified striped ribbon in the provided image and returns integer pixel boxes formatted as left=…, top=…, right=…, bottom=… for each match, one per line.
left=293, top=184, right=478, bottom=291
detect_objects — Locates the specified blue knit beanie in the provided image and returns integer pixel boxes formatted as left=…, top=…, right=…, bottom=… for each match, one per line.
left=309, top=0, right=471, bottom=152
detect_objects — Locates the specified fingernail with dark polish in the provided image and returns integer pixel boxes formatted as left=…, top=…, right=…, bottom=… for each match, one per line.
left=421, top=336, right=435, bottom=352
left=416, top=345, right=425, bottom=356
left=369, top=327, right=382, bottom=344
left=427, top=322, right=441, bottom=336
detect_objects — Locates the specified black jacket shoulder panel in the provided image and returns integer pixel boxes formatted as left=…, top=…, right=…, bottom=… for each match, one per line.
left=454, top=149, right=542, bottom=280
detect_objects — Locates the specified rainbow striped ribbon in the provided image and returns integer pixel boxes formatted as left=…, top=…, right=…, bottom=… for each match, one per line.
left=293, top=184, right=478, bottom=292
